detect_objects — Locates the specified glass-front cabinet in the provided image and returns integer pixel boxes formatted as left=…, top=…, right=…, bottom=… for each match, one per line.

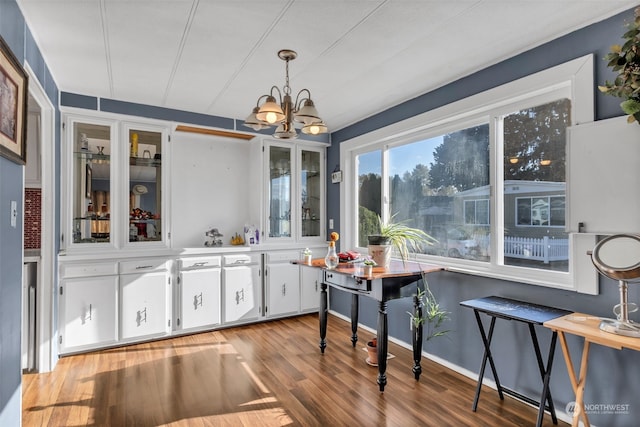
left=70, top=119, right=116, bottom=247
left=125, top=124, right=163, bottom=243
left=300, top=148, right=322, bottom=238
left=268, top=144, right=292, bottom=239
left=260, top=140, right=325, bottom=243
left=63, top=114, right=168, bottom=252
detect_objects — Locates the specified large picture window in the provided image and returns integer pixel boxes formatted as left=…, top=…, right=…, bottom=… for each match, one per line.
left=341, top=55, right=596, bottom=291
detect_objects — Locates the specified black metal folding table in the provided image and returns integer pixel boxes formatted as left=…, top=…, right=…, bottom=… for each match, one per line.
left=460, top=296, right=572, bottom=427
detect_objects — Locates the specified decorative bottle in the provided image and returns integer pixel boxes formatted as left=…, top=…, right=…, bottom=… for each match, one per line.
left=324, top=241, right=338, bottom=270
left=130, top=133, right=139, bottom=158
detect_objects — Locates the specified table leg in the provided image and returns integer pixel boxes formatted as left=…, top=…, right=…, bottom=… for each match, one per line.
left=377, top=301, right=388, bottom=392
left=412, top=293, right=423, bottom=380
left=319, top=281, right=328, bottom=353
left=557, top=331, right=590, bottom=427
left=472, top=312, right=503, bottom=411
left=529, top=325, right=558, bottom=426
left=351, top=294, right=359, bottom=347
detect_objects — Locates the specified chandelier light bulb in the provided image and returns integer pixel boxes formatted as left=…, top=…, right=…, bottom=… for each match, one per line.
left=309, top=124, right=320, bottom=135
left=265, top=111, right=278, bottom=124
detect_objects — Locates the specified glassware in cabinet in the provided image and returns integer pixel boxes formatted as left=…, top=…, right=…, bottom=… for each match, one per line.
left=300, top=148, right=322, bottom=238
left=127, top=128, right=163, bottom=242
left=268, top=144, right=292, bottom=238
left=72, top=122, right=112, bottom=244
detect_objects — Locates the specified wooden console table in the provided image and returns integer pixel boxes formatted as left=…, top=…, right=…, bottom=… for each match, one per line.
left=460, top=296, right=572, bottom=427
left=297, top=258, right=442, bottom=392
left=543, top=313, right=640, bottom=427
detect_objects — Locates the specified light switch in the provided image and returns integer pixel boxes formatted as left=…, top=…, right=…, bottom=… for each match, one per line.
left=329, top=219, right=334, bottom=229
left=10, top=200, right=17, bottom=228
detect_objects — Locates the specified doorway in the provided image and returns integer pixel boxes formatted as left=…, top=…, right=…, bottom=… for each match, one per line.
left=23, top=64, right=56, bottom=373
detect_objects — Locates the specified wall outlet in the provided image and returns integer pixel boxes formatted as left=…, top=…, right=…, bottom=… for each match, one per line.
left=329, top=219, right=334, bottom=229
left=10, top=200, right=17, bottom=228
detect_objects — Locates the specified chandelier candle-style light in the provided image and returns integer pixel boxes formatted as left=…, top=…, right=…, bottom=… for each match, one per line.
left=244, top=49, right=328, bottom=139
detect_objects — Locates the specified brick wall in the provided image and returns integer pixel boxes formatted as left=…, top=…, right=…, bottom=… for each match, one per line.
left=24, top=188, right=41, bottom=249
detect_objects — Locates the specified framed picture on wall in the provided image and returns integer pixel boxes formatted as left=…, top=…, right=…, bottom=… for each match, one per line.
left=0, top=35, right=28, bottom=165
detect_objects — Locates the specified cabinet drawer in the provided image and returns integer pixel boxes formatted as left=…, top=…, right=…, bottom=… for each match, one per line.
left=266, top=251, right=299, bottom=263
left=223, top=253, right=260, bottom=266
left=61, top=262, right=118, bottom=278
left=119, top=258, right=168, bottom=274
left=179, top=256, right=221, bottom=270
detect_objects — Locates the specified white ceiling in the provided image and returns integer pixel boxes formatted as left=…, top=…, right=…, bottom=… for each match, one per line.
left=17, top=0, right=640, bottom=133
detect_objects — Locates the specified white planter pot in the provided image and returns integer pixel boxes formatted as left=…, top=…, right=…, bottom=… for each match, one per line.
left=368, top=244, right=392, bottom=268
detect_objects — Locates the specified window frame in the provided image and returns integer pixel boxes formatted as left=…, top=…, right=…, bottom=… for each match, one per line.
left=339, top=55, right=597, bottom=294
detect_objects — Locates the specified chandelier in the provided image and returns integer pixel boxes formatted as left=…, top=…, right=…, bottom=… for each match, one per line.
left=243, top=49, right=328, bottom=139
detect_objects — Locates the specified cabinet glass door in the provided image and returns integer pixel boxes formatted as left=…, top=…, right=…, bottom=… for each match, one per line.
left=268, top=145, right=292, bottom=238
left=301, top=149, right=321, bottom=237
left=128, top=128, right=162, bottom=242
left=72, top=122, right=112, bottom=244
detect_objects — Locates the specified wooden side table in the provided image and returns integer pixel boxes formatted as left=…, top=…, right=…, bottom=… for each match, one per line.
left=544, top=313, right=640, bottom=427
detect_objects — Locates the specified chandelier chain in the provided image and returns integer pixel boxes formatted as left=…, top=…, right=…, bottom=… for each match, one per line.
left=284, top=59, right=291, bottom=95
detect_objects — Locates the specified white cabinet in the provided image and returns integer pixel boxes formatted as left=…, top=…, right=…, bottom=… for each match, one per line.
left=178, top=257, right=221, bottom=331
left=567, top=116, right=640, bottom=234
left=250, top=139, right=326, bottom=244
left=223, top=253, right=261, bottom=323
left=61, top=113, right=169, bottom=253
left=300, top=265, right=321, bottom=312
left=59, top=261, right=118, bottom=354
left=119, top=259, right=170, bottom=340
left=265, top=251, right=300, bottom=318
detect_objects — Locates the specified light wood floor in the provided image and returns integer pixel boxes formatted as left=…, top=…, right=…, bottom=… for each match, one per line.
left=23, top=314, right=568, bottom=426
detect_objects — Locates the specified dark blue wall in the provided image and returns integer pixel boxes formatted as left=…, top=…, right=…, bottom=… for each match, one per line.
left=0, top=0, right=59, bottom=424
left=327, top=8, right=639, bottom=427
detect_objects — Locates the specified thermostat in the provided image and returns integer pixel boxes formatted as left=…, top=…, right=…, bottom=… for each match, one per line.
left=331, top=171, right=343, bottom=183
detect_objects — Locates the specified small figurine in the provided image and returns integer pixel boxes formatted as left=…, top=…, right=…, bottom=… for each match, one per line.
left=204, top=228, right=224, bottom=247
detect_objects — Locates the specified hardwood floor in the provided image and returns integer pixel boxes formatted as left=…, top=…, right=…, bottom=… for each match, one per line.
left=23, top=314, right=567, bottom=426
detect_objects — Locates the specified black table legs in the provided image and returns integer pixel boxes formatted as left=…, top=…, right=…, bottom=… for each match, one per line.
left=531, top=325, right=559, bottom=426
left=319, top=281, right=327, bottom=353
left=412, top=293, right=423, bottom=380
left=472, top=311, right=503, bottom=410
left=472, top=310, right=559, bottom=427
left=377, top=301, right=388, bottom=392
left=351, top=294, right=359, bottom=347
left=318, top=286, right=424, bottom=392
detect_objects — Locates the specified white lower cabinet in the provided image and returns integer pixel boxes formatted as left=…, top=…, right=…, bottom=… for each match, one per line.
left=178, top=257, right=221, bottom=331
left=300, top=266, right=321, bottom=312
left=265, top=251, right=300, bottom=318
left=119, top=259, right=171, bottom=341
left=223, top=265, right=262, bottom=323
left=59, top=274, right=118, bottom=353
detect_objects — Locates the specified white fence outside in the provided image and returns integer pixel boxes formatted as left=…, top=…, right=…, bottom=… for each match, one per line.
left=504, top=236, right=569, bottom=263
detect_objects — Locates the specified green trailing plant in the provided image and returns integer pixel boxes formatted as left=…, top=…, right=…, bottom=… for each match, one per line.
left=599, top=7, right=640, bottom=124
left=407, top=275, right=450, bottom=342
left=373, top=213, right=437, bottom=263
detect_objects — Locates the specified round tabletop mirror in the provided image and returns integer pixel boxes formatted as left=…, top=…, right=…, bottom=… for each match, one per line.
left=591, top=234, right=640, bottom=281
left=590, top=234, right=640, bottom=338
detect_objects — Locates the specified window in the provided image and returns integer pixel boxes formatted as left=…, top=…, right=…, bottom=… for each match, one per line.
left=465, top=199, right=489, bottom=225
left=341, top=55, right=596, bottom=292
left=515, top=196, right=565, bottom=227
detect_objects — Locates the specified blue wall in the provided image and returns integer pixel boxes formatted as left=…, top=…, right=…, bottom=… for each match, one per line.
left=327, top=8, right=639, bottom=427
left=0, top=0, right=59, bottom=424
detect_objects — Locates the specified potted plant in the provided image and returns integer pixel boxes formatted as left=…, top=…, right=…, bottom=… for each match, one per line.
left=362, top=258, right=376, bottom=276
left=302, top=248, right=313, bottom=265
left=366, top=337, right=378, bottom=366
left=599, top=7, right=640, bottom=124
left=367, top=213, right=436, bottom=267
